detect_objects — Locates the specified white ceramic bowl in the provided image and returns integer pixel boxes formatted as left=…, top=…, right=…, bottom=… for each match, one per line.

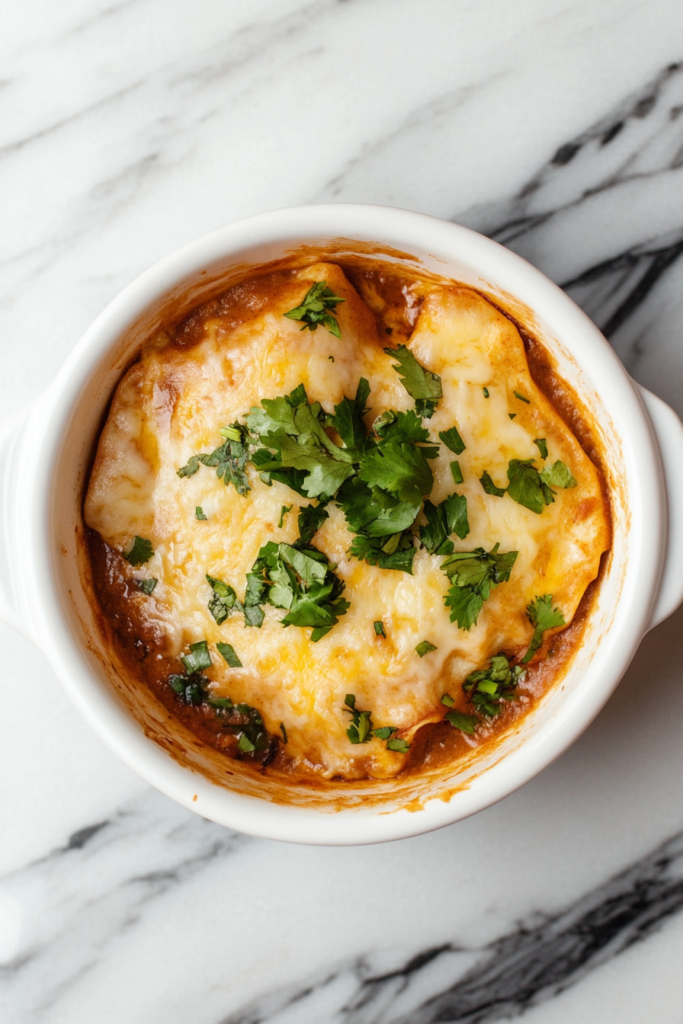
left=2, top=204, right=683, bottom=845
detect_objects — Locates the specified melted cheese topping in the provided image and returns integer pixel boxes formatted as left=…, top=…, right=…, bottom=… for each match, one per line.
left=85, top=264, right=610, bottom=780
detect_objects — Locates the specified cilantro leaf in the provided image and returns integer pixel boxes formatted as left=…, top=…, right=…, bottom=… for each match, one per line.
left=168, top=672, right=208, bottom=706
left=195, top=506, right=207, bottom=520
left=439, top=426, right=466, bottom=456
left=343, top=693, right=373, bottom=744
left=540, top=460, right=577, bottom=489
left=416, top=640, right=437, bottom=657
left=206, top=575, right=237, bottom=625
left=522, top=594, right=565, bottom=663
left=125, top=536, right=154, bottom=566
left=244, top=605, right=265, bottom=628
left=420, top=493, right=470, bottom=554
left=384, top=345, right=442, bottom=418
left=278, top=505, right=292, bottom=528
left=284, top=281, right=345, bottom=338
left=355, top=377, right=371, bottom=416
left=533, top=438, right=548, bottom=459
left=217, top=642, right=242, bottom=668
left=376, top=409, right=433, bottom=448
left=441, top=545, right=518, bottom=630
left=358, top=441, right=433, bottom=505
left=177, top=455, right=200, bottom=478
left=296, top=503, right=329, bottom=546
left=195, top=424, right=251, bottom=496
left=333, top=395, right=369, bottom=457
left=373, top=726, right=397, bottom=740
left=480, top=471, right=506, bottom=498
left=138, top=578, right=157, bottom=595
left=336, top=477, right=420, bottom=538
left=181, top=640, right=212, bottom=675
left=483, top=387, right=490, bottom=398
left=506, top=459, right=554, bottom=514
left=386, top=737, right=410, bottom=753
left=445, top=710, right=479, bottom=734
left=463, top=653, right=525, bottom=716
left=513, top=390, right=530, bottom=404
left=374, top=620, right=386, bottom=637
left=348, top=532, right=416, bottom=573
left=450, top=461, right=463, bottom=485
left=441, top=693, right=455, bottom=707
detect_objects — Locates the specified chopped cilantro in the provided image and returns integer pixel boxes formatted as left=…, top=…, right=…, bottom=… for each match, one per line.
left=540, top=460, right=577, bottom=489
left=217, top=642, right=242, bottom=668
left=480, top=471, right=506, bottom=498
left=387, top=737, right=410, bottom=753
left=348, top=532, right=416, bottom=573
left=441, top=693, right=455, bottom=707
left=238, top=733, right=256, bottom=753
left=343, top=694, right=373, bottom=743
left=513, top=390, right=530, bottom=404
left=522, top=594, right=565, bottom=663
left=533, top=438, right=548, bottom=459
left=416, top=640, right=437, bottom=657
left=125, top=536, right=154, bottom=566
left=278, top=505, right=292, bottom=528
left=195, top=506, right=207, bottom=520
left=207, top=696, right=234, bottom=710
left=280, top=722, right=288, bottom=744
left=373, top=726, right=397, bottom=740
left=177, top=455, right=200, bottom=478
left=248, top=389, right=355, bottom=499
left=463, top=653, right=525, bottom=716
left=138, top=578, right=157, bottom=595
left=450, top=461, right=464, bottom=485
left=374, top=620, right=386, bottom=637
left=181, top=640, right=212, bottom=675
left=507, top=459, right=554, bottom=514
left=284, top=280, right=345, bottom=338
left=508, top=413, right=516, bottom=420
left=177, top=423, right=251, bottom=496
left=168, top=672, right=208, bottom=706
left=244, top=605, right=265, bottom=628
left=439, top=426, right=466, bottom=456
left=441, top=544, right=518, bottom=630
left=384, top=345, right=442, bottom=418
left=483, top=387, right=490, bottom=398
left=206, top=575, right=237, bottom=625
left=419, top=493, right=469, bottom=554
left=296, top=503, right=329, bottom=546
left=445, top=710, right=479, bottom=735
left=244, top=540, right=348, bottom=640
left=358, top=440, right=434, bottom=505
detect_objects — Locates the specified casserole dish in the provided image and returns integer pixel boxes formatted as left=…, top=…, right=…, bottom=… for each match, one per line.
left=2, top=204, right=682, bottom=844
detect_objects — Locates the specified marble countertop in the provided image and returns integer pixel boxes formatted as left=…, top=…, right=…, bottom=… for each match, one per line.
left=3, top=2, right=683, bottom=1021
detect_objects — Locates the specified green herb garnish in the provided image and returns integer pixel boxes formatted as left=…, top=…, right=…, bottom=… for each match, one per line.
left=419, top=493, right=470, bottom=555
left=280, top=722, right=288, bottom=744
left=168, top=672, right=208, bottom=706
left=195, top=506, right=207, bottom=520
left=284, top=281, right=345, bottom=338
left=441, top=693, right=455, bottom=707
left=506, top=459, right=554, bottom=514
left=445, top=710, right=479, bottom=734
left=483, top=387, right=490, bottom=398
left=181, top=640, right=212, bottom=675
left=343, top=694, right=373, bottom=743
left=278, top=505, right=292, bottom=528
left=206, top=575, right=237, bottom=625
left=387, top=736, right=410, bottom=753
left=508, top=413, right=516, bottom=420
left=439, top=426, right=466, bottom=456
left=480, top=471, right=506, bottom=498
left=415, top=640, right=437, bottom=657
left=125, top=536, right=154, bottom=566
left=384, top=345, right=442, bottom=418
left=217, top=642, right=242, bottom=668
left=441, top=544, right=518, bottom=631
left=522, top=594, right=565, bottom=663
left=450, top=461, right=463, bottom=485
left=533, top=438, right=548, bottom=459
left=540, top=460, right=577, bottom=489
left=138, top=578, right=157, bottom=595
left=513, top=390, right=530, bottom=404
left=464, top=653, right=525, bottom=716
left=374, top=620, right=386, bottom=637
left=177, top=423, right=251, bottom=496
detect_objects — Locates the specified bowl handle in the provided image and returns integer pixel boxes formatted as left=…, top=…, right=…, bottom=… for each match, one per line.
left=638, top=385, right=683, bottom=629
left=0, top=405, right=36, bottom=643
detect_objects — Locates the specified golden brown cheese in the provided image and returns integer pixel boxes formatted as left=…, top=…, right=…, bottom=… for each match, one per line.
left=84, top=264, right=609, bottom=780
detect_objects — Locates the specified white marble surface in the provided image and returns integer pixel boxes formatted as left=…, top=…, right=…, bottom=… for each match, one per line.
left=3, top=1, right=683, bottom=1021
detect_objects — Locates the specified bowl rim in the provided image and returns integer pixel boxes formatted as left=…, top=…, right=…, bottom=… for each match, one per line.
left=19, top=203, right=664, bottom=845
